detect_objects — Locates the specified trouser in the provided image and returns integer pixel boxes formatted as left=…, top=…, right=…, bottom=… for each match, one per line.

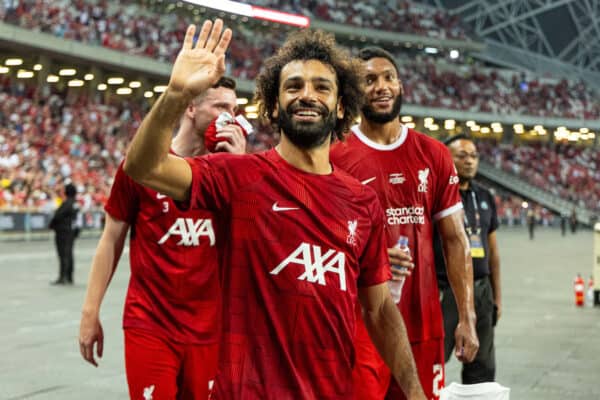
left=55, top=231, right=75, bottom=282
left=352, top=303, right=445, bottom=400
left=125, top=328, right=219, bottom=400
left=528, top=223, right=535, bottom=239
left=440, top=277, right=495, bottom=383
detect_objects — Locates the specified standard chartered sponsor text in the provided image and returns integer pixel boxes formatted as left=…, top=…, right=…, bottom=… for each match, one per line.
left=386, top=206, right=425, bottom=225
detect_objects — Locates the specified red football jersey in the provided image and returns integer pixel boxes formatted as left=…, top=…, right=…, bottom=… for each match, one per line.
left=105, top=162, right=220, bottom=344
left=185, top=148, right=391, bottom=400
left=330, top=125, right=462, bottom=342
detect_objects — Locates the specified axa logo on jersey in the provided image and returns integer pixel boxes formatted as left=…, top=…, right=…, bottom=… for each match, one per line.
left=270, top=242, right=348, bottom=291
left=158, top=218, right=215, bottom=246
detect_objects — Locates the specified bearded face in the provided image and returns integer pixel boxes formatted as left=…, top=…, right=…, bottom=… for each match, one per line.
left=277, top=99, right=337, bottom=149
left=361, top=57, right=403, bottom=124
left=361, top=94, right=402, bottom=124
left=275, top=60, right=343, bottom=149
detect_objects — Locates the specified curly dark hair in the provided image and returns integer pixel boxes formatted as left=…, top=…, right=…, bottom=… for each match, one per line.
left=254, top=29, right=364, bottom=140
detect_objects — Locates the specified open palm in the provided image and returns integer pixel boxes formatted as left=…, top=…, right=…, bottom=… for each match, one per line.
left=169, top=19, right=232, bottom=98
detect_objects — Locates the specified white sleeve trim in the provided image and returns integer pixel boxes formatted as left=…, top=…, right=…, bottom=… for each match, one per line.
left=433, top=202, right=463, bottom=222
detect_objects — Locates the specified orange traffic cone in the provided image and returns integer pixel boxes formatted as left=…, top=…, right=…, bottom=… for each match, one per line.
left=574, top=274, right=585, bottom=307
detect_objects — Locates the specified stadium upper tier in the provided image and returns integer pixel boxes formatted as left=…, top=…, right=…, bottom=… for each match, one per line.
left=1, top=0, right=598, bottom=120
left=399, top=60, right=600, bottom=120
left=235, top=0, right=469, bottom=40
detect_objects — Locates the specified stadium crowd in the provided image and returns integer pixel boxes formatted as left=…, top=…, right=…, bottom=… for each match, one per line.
left=479, top=140, right=600, bottom=212
left=2, top=0, right=599, bottom=119
left=0, top=79, right=137, bottom=211
left=0, top=78, right=277, bottom=211
left=1, top=71, right=583, bottom=222
left=1, top=1, right=598, bottom=218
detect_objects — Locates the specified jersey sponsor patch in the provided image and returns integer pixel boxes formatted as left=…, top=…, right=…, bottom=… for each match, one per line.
left=386, top=206, right=425, bottom=225
left=389, top=173, right=406, bottom=184
left=157, top=218, right=215, bottom=246
left=270, top=242, right=348, bottom=291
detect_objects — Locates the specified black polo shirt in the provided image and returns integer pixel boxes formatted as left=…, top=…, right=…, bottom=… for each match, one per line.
left=434, top=181, right=498, bottom=286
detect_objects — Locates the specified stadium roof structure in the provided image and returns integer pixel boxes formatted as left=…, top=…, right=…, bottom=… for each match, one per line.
left=418, top=0, right=600, bottom=89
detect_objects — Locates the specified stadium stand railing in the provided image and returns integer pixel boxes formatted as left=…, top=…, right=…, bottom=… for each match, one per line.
left=477, top=160, right=592, bottom=226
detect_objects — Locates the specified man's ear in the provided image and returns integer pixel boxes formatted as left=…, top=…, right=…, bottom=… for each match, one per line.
left=336, top=97, right=344, bottom=119
left=185, top=104, right=196, bottom=119
left=272, top=101, right=279, bottom=119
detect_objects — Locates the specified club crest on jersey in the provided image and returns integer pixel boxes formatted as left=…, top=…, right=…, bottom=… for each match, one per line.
left=158, top=218, right=215, bottom=247
left=270, top=242, right=347, bottom=291
left=347, top=220, right=358, bottom=245
left=418, top=168, right=430, bottom=193
left=389, top=173, right=406, bottom=185
left=143, top=385, right=155, bottom=400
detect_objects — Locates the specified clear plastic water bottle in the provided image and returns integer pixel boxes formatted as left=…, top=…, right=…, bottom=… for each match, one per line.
left=389, top=236, right=410, bottom=304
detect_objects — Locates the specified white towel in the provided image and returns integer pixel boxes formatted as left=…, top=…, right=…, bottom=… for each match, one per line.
left=440, top=382, right=510, bottom=400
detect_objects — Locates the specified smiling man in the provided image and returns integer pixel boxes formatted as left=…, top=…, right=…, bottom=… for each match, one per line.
left=434, top=134, right=501, bottom=385
left=331, top=47, right=478, bottom=400
left=123, top=20, right=425, bottom=400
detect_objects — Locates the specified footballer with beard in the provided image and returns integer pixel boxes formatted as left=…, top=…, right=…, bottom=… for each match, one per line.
left=331, top=47, right=478, bottom=400
left=123, top=20, right=426, bottom=400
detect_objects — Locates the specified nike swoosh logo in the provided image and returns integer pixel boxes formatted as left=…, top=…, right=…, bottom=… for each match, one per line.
left=361, top=177, right=376, bottom=185
left=272, top=202, right=300, bottom=212
left=156, top=193, right=167, bottom=199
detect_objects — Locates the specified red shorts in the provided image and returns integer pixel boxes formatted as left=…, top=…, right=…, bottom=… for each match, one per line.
left=353, top=317, right=445, bottom=400
left=124, top=328, right=219, bottom=400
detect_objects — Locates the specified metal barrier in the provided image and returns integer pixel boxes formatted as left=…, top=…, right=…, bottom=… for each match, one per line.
left=0, top=210, right=104, bottom=241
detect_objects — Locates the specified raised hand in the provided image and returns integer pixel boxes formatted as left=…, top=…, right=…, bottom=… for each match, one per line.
left=169, top=19, right=232, bottom=99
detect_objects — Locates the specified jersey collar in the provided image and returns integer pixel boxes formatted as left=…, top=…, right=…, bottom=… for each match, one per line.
left=350, top=124, right=408, bottom=151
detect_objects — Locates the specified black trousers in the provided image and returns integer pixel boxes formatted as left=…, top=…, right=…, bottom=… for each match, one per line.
left=440, top=277, right=495, bottom=383
left=55, top=230, right=75, bottom=282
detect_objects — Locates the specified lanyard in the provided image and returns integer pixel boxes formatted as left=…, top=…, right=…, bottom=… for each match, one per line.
left=463, top=190, right=481, bottom=235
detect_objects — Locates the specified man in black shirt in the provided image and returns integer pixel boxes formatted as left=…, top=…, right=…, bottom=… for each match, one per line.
left=49, top=183, right=79, bottom=285
left=434, top=134, right=501, bottom=383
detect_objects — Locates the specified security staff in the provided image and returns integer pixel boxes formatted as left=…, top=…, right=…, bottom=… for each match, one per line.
left=434, top=134, right=501, bottom=383
left=49, top=182, right=79, bottom=285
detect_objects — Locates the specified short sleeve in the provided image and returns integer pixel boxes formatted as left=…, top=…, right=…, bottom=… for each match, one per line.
left=357, top=193, right=392, bottom=287
left=184, top=153, right=236, bottom=213
left=432, top=144, right=463, bottom=221
left=104, top=162, right=139, bottom=223
left=488, top=190, right=499, bottom=233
